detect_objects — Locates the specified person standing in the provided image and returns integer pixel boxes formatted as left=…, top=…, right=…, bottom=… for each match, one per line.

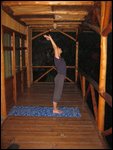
left=44, top=35, right=66, bottom=114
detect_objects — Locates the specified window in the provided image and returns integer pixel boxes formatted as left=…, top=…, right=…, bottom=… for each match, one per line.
left=3, top=32, right=12, bottom=78
left=21, top=38, right=26, bottom=67
left=15, top=34, right=20, bottom=71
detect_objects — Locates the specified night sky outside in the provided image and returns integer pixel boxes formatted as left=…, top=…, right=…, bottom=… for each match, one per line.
left=32, top=31, right=112, bottom=95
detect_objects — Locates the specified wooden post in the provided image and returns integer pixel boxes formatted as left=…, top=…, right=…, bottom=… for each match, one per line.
left=97, top=1, right=108, bottom=132
left=85, top=84, right=91, bottom=100
left=20, top=37, right=24, bottom=93
left=26, top=27, right=32, bottom=87
left=75, top=41, right=79, bottom=82
left=75, top=29, right=79, bottom=83
left=82, top=76, right=86, bottom=101
left=90, top=84, right=98, bottom=122
left=26, top=27, right=30, bottom=87
left=98, top=36, right=107, bottom=131
left=12, top=32, right=17, bottom=103
left=30, top=28, right=33, bottom=84
left=1, top=26, right=7, bottom=119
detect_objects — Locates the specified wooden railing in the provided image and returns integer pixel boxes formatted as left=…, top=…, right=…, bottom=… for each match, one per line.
left=32, top=66, right=75, bottom=83
left=77, top=69, right=112, bottom=137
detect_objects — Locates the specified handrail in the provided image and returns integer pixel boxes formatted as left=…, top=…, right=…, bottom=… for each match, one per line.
left=78, top=69, right=112, bottom=107
left=32, top=66, right=75, bottom=68
left=79, top=68, right=99, bottom=92
left=32, top=65, right=75, bottom=83
left=78, top=68, right=112, bottom=137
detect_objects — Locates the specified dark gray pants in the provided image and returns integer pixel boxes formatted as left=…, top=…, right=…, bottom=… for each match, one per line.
left=53, top=74, right=65, bottom=102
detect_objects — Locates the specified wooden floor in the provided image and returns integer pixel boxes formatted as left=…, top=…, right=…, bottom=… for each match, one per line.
left=1, top=83, right=108, bottom=149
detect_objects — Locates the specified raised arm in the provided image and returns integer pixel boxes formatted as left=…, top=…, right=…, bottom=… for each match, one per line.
left=44, top=35, right=60, bottom=58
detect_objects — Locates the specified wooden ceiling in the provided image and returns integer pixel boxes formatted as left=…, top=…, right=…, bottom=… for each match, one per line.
left=2, top=1, right=100, bottom=32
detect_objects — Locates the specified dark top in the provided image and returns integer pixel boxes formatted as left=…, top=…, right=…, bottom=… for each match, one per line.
left=54, top=57, right=66, bottom=76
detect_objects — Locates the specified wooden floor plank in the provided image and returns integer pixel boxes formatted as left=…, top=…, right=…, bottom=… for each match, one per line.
left=1, top=83, right=108, bottom=149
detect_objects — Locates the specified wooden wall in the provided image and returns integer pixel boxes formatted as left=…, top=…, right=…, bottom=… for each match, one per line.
left=5, top=77, right=14, bottom=113
left=1, top=9, right=28, bottom=120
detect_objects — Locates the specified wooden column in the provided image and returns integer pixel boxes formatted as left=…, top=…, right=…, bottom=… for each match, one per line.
left=82, top=76, right=86, bottom=101
left=20, top=37, right=24, bottom=93
left=26, top=27, right=32, bottom=87
left=75, top=29, right=79, bottom=82
left=1, top=26, right=7, bottom=119
left=75, top=41, right=79, bottom=82
left=98, top=36, right=107, bottom=131
left=30, top=29, right=33, bottom=84
left=12, top=32, right=17, bottom=103
left=97, top=1, right=108, bottom=131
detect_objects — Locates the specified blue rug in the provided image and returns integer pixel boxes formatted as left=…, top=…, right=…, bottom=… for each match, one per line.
left=8, top=106, right=81, bottom=118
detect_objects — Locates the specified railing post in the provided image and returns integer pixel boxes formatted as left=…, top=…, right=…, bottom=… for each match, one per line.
left=75, top=29, right=79, bottom=83
left=82, top=76, right=86, bottom=101
left=90, top=84, right=98, bottom=122
left=75, top=41, right=79, bottom=83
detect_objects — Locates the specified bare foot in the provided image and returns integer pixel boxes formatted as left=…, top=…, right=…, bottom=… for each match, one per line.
left=53, top=109, right=63, bottom=114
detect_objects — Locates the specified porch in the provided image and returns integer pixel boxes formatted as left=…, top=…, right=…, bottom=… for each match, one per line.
left=1, top=83, right=108, bottom=149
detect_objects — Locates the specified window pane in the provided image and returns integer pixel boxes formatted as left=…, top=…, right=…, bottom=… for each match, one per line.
left=15, top=35, right=20, bottom=71
left=22, top=49, right=25, bottom=66
left=22, top=39, right=25, bottom=66
left=4, top=50, right=12, bottom=78
left=3, top=32, right=12, bottom=78
left=3, top=33, right=11, bottom=47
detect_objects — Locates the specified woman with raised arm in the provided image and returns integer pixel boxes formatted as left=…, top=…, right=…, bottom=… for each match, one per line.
left=44, top=35, right=66, bottom=114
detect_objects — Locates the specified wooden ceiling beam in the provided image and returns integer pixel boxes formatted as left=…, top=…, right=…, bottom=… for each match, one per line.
left=32, top=29, right=76, bottom=32
left=31, top=26, right=77, bottom=30
left=16, top=14, right=54, bottom=19
left=53, top=5, right=91, bottom=11
left=25, top=20, right=54, bottom=25
left=83, top=22, right=100, bottom=34
left=55, top=15, right=85, bottom=21
left=29, top=25, right=53, bottom=28
left=2, top=1, right=94, bottom=6
left=21, top=18, right=54, bottom=21
left=13, top=11, right=88, bottom=16
left=55, top=22, right=81, bottom=25
left=21, top=19, right=81, bottom=25
left=57, top=24, right=78, bottom=27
